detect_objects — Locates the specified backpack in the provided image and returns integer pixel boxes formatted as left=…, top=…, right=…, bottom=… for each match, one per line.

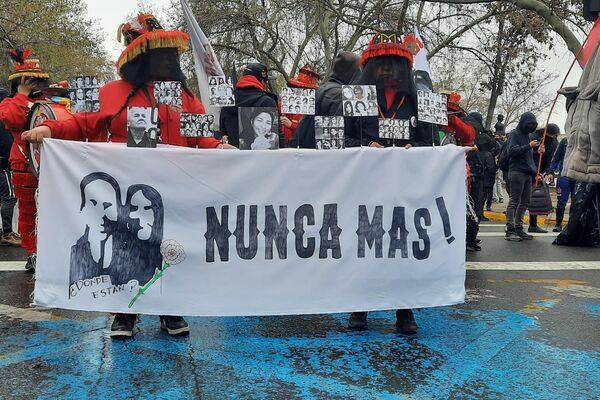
left=497, top=141, right=510, bottom=171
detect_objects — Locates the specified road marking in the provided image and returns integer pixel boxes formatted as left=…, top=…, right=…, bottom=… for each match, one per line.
left=0, top=261, right=25, bottom=271
left=467, top=261, right=600, bottom=270
left=478, top=232, right=558, bottom=237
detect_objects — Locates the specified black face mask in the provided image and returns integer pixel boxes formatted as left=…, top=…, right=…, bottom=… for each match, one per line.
left=524, top=123, right=538, bottom=133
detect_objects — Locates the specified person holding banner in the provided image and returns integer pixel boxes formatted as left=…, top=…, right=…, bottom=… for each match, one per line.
left=0, top=48, right=51, bottom=272
left=344, top=31, right=435, bottom=334
left=22, top=13, right=235, bottom=338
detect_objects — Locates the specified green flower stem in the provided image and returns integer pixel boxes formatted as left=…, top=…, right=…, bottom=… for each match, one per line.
left=128, top=262, right=171, bottom=308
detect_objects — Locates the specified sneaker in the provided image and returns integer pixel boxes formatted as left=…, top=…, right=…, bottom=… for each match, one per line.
left=24, top=253, right=36, bottom=272
left=110, top=313, right=137, bottom=338
left=475, top=239, right=481, bottom=244
left=1, top=232, right=21, bottom=246
left=505, top=230, right=522, bottom=242
left=516, top=230, right=534, bottom=240
left=160, top=315, right=190, bottom=336
left=396, top=309, right=418, bottom=335
left=466, top=243, right=482, bottom=252
left=528, top=225, right=547, bottom=233
left=552, top=225, right=562, bottom=233
left=348, top=312, right=368, bottom=330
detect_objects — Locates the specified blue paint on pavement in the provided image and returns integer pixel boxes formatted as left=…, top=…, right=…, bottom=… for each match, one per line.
left=1, top=307, right=599, bottom=399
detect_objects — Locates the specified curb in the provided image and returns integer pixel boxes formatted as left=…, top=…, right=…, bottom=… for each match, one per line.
left=484, top=211, right=567, bottom=226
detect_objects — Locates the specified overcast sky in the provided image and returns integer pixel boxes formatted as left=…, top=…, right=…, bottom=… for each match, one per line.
left=85, top=0, right=582, bottom=131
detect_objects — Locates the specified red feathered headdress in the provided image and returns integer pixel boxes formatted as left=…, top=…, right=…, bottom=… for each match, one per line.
left=287, top=65, right=320, bottom=89
left=7, top=48, right=49, bottom=81
left=116, top=13, right=189, bottom=76
left=359, top=31, right=414, bottom=69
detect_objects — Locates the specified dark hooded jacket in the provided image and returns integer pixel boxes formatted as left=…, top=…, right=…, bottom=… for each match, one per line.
left=531, top=123, right=559, bottom=173
left=467, top=112, right=496, bottom=181
left=344, top=55, right=434, bottom=148
left=507, top=112, right=538, bottom=175
left=218, top=75, right=279, bottom=147
left=0, top=89, right=13, bottom=170
left=290, top=52, right=360, bottom=148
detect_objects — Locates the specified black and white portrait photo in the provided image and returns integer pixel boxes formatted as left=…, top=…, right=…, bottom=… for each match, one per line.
left=341, top=85, right=378, bottom=117
left=69, top=172, right=164, bottom=298
left=417, top=91, right=448, bottom=125
left=208, top=75, right=235, bottom=107
left=378, top=119, right=410, bottom=140
left=154, top=81, right=183, bottom=106
left=238, top=107, right=280, bottom=150
left=180, top=113, right=215, bottom=137
left=280, top=88, right=315, bottom=115
left=127, top=107, right=159, bottom=148
left=68, top=75, right=100, bottom=113
left=314, top=116, right=344, bottom=150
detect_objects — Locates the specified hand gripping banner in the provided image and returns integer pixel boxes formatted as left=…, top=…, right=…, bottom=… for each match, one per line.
left=34, top=140, right=467, bottom=316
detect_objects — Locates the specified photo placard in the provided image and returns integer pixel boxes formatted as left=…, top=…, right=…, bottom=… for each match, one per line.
left=238, top=107, right=280, bottom=150
left=315, top=116, right=344, bottom=150
left=127, top=107, right=159, bottom=148
left=208, top=76, right=235, bottom=106
left=341, top=85, right=378, bottom=117
left=180, top=113, right=216, bottom=137
left=68, top=76, right=100, bottom=113
left=417, top=91, right=448, bottom=125
left=280, top=88, right=315, bottom=115
left=378, top=119, right=410, bottom=140
left=154, top=81, right=183, bottom=106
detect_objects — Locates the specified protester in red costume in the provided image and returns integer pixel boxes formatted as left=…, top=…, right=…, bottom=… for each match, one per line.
left=0, top=49, right=50, bottom=271
left=23, top=14, right=235, bottom=339
left=279, top=65, right=320, bottom=144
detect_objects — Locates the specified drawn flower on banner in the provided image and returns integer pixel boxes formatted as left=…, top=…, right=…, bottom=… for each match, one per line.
left=161, top=239, right=186, bottom=265
left=128, top=239, right=186, bottom=308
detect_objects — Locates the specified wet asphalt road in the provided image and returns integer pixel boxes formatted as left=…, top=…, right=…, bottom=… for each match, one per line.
left=0, top=223, right=598, bottom=399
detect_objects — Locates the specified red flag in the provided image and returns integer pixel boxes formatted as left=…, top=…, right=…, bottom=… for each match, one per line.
left=580, top=17, right=600, bottom=67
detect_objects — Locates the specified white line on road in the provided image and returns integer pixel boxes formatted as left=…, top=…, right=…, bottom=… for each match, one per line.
left=477, top=232, right=558, bottom=237
left=467, top=261, right=600, bottom=270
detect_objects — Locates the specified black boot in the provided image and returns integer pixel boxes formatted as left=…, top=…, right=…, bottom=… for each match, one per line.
left=528, top=216, right=547, bottom=233
left=396, top=309, right=418, bottom=334
left=24, top=253, right=36, bottom=272
left=553, top=208, right=565, bottom=232
left=110, top=313, right=137, bottom=338
left=348, top=312, right=368, bottom=330
left=159, top=315, right=190, bottom=336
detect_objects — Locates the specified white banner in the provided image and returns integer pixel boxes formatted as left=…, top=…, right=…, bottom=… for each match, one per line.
left=34, top=140, right=467, bottom=316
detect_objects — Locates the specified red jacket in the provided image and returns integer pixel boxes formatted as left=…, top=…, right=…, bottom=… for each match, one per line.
left=278, top=101, right=302, bottom=144
left=0, top=93, right=38, bottom=170
left=42, top=80, right=220, bottom=148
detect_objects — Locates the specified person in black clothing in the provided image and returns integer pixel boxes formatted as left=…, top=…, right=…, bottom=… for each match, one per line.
left=291, top=52, right=360, bottom=148
left=527, top=123, right=560, bottom=233
left=504, top=112, right=545, bottom=241
left=218, top=63, right=282, bottom=147
left=467, top=113, right=497, bottom=216
left=494, top=114, right=505, bottom=136
left=0, top=89, right=19, bottom=247
left=345, top=31, right=434, bottom=335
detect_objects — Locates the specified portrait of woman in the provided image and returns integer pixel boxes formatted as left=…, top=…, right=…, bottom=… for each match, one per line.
left=344, top=101, right=354, bottom=116
left=355, top=101, right=366, bottom=115
left=238, top=107, right=279, bottom=150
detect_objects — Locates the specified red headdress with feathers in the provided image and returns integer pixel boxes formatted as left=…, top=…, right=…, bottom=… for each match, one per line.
left=287, top=65, right=320, bottom=89
left=7, top=48, right=50, bottom=81
left=116, top=13, right=189, bottom=77
left=359, top=31, right=414, bottom=69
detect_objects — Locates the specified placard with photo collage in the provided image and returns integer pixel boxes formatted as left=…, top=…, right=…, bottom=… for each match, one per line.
left=280, top=88, right=315, bottom=115
left=417, top=91, right=448, bottom=125
left=314, top=116, right=344, bottom=150
left=378, top=119, right=410, bottom=140
left=238, top=107, right=280, bottom=150
left=68, top=76, right=100, bottom=113
left=208, top=76, right=235, bottom=106
left=154, top=81, right=183, bottom=106
left=341, top=85, right=378, bottom=117
left=180, top=113, right=216, bottom=137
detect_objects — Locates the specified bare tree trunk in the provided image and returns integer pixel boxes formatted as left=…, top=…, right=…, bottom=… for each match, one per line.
left=484, top=12, right=506, bottom=129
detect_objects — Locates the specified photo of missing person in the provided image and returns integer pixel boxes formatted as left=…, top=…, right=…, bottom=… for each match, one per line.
left=127, top=107, right=159, bottom=148
left=417, top=91, right=448, bottom=125
left=314, top=116, right=344, bottom=149
left=280, top=87, right=316, bottom=115
left=238, top=107, right=280, bottom=150
left=208, top=75, right=235, bottom=107
left=341, top=85, right=378, bottom=116
left=179, top=113, right=216, bottom=137
left=153, top=81, right=183, bottom=106
left=378, top=119, right=410, bottom=140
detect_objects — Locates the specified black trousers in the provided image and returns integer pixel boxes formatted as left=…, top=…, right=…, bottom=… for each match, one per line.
left=0, top=169, right=16, bottom=234
left=467, top=176, right=484, bottom=245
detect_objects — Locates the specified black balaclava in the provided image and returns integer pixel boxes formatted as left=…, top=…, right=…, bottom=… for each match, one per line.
left=355, top=55, right=415, bottom=97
